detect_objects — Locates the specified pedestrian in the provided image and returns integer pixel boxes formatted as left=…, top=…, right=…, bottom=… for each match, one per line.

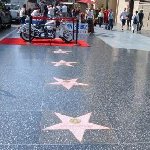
left=43, top=4, right=48, bottom=17
left=86, top=8, right=94, bottom=33
left=126, top=9, right=132, bottom=30
left=132, top=11, right=139, bottom=33
left=104, top=8, right=109, bottom=24
left=19, top=4, right=26, bottom=25
left=108, top=9, right=114, bottom=30
left=61, top=4, right=67, bottom=17
left=80, top=12, right=86, bottom=23
left=39, top=0, right=45, bottom=14
left=138, top=9, right=144, bottom=32
left=103, top=8, right=109, bottom=29
left=120, top=8, right=128, bottom=31
left=48, top=5, right=54, bottom=18
left=98, top=9, right=104, bottom=27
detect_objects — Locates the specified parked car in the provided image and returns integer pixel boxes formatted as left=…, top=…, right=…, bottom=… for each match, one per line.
left=0, top=1, right=12, bottom=29
left=5, top=4, right=20, bottom=23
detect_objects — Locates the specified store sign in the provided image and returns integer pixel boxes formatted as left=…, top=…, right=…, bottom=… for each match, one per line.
left=65, top=23, right=88, bottom=34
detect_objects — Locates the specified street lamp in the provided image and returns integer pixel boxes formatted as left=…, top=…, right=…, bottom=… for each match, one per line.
left=106, top=0, right=109, bottom=9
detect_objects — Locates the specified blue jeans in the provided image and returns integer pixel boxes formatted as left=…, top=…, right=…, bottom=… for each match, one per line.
left=20, top=16, right=26, bottom=24
left=108, top=19, right=113, bottom=30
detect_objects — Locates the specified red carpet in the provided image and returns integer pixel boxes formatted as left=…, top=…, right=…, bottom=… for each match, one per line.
left=0, top=38, right=90, bottom=47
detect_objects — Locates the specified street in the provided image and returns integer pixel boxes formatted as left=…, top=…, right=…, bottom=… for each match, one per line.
left=0, top=24, right=150, bottom=150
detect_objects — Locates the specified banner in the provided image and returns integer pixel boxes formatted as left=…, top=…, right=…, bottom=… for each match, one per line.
left=65, top=23, right=88, bottom=34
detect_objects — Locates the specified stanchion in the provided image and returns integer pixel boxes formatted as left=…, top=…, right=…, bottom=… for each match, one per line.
left=73, top=18, right=75, bottom=40
left=29, top=16, right=32, bottom=43
left=76, top=19, right=79, bottom=44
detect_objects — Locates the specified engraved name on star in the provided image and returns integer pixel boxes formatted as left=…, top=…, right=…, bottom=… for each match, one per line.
left=48, top=77, right=88, bottom=90
left=43, top=112, right=110, bottom=142
left=51, top=60, right=78, bottom=67
left=53, top=49, right=72, bottom=54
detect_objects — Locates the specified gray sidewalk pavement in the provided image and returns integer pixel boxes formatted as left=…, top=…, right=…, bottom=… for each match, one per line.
left=94, top=25, right=150, bottom=51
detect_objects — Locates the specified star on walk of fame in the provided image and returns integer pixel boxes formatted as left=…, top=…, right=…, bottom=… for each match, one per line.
left=43, top=112, right=110, bottom=142
left=51, top=60, right=78, bottom=67
left=53, top=49, right=72, bottom=54
left=48, top=77, right=88, bottom=90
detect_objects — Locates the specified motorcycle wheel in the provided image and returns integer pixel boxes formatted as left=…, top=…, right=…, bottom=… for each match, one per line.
left=20, top=32, right=34, bottom=42
left=62, top=31, right=72, bottom=43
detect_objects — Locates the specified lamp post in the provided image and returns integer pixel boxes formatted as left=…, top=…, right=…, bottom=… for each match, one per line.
left=73, top=0, right=75, bottom=9
left=106, top=0, right=109, bottom=9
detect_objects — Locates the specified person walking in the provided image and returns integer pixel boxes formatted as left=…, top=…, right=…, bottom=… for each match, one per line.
left=108, top=9, right=114, bottom=30
left=126, top=9, right=132, bottom=30
left=104, top=8, right=109, bottom=24
left=138, top=9, right=144, bottom=32
left=132, top=11, right=139, bottom=33
left=120, top=8, right=128, bottom=31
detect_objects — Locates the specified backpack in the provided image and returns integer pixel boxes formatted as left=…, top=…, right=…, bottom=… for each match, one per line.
left=133, top=16, right=137, bottom=24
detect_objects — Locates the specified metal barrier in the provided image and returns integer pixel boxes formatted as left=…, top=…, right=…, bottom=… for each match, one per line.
left=28, top=16, right=79, bottom=44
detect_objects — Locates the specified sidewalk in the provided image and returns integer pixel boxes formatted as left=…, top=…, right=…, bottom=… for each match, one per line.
left=140, top=29, right=150, bottom=38
left=94, top=25, right=150, bottom=51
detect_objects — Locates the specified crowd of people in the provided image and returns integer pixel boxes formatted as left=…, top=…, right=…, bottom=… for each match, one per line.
left=120, top=8, right=144, bottom=33
left=19, top=1, right=81, bottom=24
left=19, top=0, right=144, bottom=34
left=95, top=7, right=144, bottom=33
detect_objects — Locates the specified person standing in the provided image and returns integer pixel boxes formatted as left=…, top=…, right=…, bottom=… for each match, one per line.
left=98, top=9, right=104, bottom=27
left=48, top=5, right=54, bottom=18
left=87, top=9, right=94, bottom=33
left=39, top=0, right=45, bottom=15
left=19, top=4, right=26, bottom=25
left=132, top=11, right=139, bottom=33
left=120, top=8, right=128, bottom=31
left=61, top=4, right=67, bottom=17
left=43, top=4, right=48, bottom=17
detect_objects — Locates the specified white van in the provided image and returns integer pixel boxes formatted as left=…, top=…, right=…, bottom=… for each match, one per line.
left=5, top=4, right=20, bottom=23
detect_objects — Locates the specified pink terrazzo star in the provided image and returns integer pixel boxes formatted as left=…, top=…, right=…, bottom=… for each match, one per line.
left=51, top=60, right=78, bottom=67
left=43, top=112, right=110, bottom=142
left=53, top=49, right=72, bottom=54
left=48, top=77, right=88, bottom=90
